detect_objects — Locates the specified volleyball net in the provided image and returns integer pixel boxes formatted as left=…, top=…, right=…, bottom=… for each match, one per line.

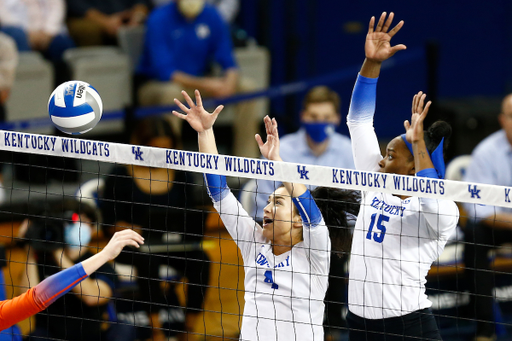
left=0, top=130, right=511, bottom=340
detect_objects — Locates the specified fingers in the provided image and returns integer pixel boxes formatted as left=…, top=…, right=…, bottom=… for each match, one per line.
left=174, top=98, right=190, bottom=112
left=382, top=12, right=394, bottom=33
left=172, top=110, right=187, bottom=120
left=182, top=90, right=195, bottom=108
left=368, top=16, right=375, bottom=34
left=404, top=120, right=410, bottom=130
left=418, top=93, right=426, bottom=112
left=390, top=44, right=407, bottom=54
left=375, top=12, right=386, bottom=32
left=194, top=89, right=203, bottom=108
left=212, top=105, right=224, bottom=119
left=388, top=20, right=404, bottom=37
left=264, top=116, right=272, bottom=135
left=422, top=101, right=432, bottom=117
left=255, top=134, right=264, bottom=147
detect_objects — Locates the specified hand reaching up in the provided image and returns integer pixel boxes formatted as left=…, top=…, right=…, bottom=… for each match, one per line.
left=404, top=91, right=431, bottom=144
left=172, top=90, right=224, bottom=133
left=365, top=12, right=406, bottom=63
left=255, top=116, right=282, bottom=162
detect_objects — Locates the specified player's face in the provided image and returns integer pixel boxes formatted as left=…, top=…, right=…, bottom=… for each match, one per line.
left=301, top=102, right=340, bottom=125
left=378, top=137, right=415, bottom=176
left=262, top=187, right=302, bottom=242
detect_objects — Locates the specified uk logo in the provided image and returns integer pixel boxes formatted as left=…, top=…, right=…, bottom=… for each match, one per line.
left=297, top=165, right=309, bottom=180
left=132, top=146, right=144, bottom=161
left=468, top=185, right=481, bottom=199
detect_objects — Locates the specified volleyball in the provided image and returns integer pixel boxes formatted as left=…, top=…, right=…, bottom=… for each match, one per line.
left=48, top=81, right=103, bottom=135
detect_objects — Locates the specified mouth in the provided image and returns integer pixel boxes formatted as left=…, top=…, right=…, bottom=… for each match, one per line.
left=263, top=217, right=274, bottom=227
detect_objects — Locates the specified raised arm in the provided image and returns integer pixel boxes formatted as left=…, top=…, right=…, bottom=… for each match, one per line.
left=255, top=116, right=322, bottom=229
left=347, top=12, right=406, bottom=171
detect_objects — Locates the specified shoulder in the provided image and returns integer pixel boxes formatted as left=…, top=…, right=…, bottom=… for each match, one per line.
left=147, top=3, right=174, bottom=24
left=200, top=4, right=225, bottom=24
left=472, top=130, right=506, bottom=158
left=331, top=133, right=353, bottom=148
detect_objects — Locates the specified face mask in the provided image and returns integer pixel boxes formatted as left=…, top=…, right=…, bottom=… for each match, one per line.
left=64, top=221, right=91, bottom=249
left=178, top=0, right=205, bottom=19
left=302, top=122, right=336, bottom=143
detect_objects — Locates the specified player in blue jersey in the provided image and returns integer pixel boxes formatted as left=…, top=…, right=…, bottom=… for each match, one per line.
left=345, top=12, right=459, bottom=340
left=172, top=90, right=359, bottom=341
left=0, top=229, right=143, bottom=331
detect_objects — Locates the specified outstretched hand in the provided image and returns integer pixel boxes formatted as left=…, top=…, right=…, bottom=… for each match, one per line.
left=101, top=229, right=144, bottom=261
left=404, top=91, right=431, bottom=144
left=255, top=116, right=282, bottom=162
left=365, top=12, right=406, bottom=63
left=172, top=90, right=224, bottom=133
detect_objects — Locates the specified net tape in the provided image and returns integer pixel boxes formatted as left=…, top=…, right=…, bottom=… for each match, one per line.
left=0, top=130, right=507, bottom=208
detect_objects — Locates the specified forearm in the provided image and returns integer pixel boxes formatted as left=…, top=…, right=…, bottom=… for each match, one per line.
left=56, top=251, right=112, bottom=304
left=85, top=9, right=109, bottom=26
left=198, top=129, right=219, bottom=155
left=173, top=72, right=208, bottom=91
left=412, top=140, right=434, bottom=173
left=360, top=58, right=382, bottom=79
left=482, top=213, right=512, bottom=230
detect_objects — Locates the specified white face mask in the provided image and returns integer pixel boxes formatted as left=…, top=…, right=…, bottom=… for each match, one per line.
left=64, top=221, right=91, bottom=249
left=178, top=0, right=205, bottom=19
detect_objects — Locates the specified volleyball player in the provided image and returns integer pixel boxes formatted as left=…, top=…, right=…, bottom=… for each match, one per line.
left=345, top=12, right=459, bottom=340
left=172, top=90, right=359, bottom=341
left=0, top=229, right=144, bottom=331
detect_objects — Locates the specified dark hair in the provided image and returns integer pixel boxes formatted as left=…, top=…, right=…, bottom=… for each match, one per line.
left=424, top=121, right=452, bottom=156
left=302, top=86, right=341, bottom=113
left=311, top=187, right=360, bottom=257
left=130, top=116, right=179, bottom=148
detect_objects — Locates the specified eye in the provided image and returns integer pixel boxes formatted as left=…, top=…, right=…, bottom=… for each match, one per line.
left=388, top=154, right=393, bottom=160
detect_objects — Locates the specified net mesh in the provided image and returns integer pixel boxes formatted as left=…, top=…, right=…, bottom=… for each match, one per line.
left=0, top=130, right=511, bottom=340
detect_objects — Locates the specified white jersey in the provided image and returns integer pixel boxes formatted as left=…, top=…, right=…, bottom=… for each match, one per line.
left=213, top=191, right=330, bottom=341
left=346, top=74, right=459, bottom=319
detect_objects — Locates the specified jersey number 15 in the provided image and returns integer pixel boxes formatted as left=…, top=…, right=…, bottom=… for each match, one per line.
left=366, top=213, right=388, bottom=243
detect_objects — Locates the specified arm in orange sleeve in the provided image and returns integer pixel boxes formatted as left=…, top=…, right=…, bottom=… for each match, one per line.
left=0, top=263, right=88, bottom=331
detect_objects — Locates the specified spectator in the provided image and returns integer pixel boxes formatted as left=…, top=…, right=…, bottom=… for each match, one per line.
left=463, top=93, right=512, bottom=341
left=18, top=200, right=135, bottom=341
left=0, top=32, right=17, bottom=205
left=137, top=0, right=260, bottom=157
left=66, top=0, right=149, bottom=46
left=100, top=116, right=209, bottom=340
left=0, top=32, right=17, bottom=122
left=152, top=0, right=240, bottom=24
left=247, top=86, right=354, bottom=340
left=0, top=0, right=74, bottom=64
left=250, top=86, right=355, bottom=219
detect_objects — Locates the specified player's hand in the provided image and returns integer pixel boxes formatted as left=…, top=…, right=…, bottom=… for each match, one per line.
left=255, top=116, right=282, bottom=162
left=365, top=12, right=406, bottom=63
left=101, top=229, right=144, bottom=261
left=404, top=91, right=431, bottom=144
left=173, top=90, right=224, bottom=133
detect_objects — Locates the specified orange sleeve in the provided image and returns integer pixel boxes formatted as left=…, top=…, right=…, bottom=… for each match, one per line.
left=0, top=288, right=43, bottom=331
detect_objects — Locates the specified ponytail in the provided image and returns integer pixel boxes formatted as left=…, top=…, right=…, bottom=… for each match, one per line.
left=311, top=187, right=360, bottom=257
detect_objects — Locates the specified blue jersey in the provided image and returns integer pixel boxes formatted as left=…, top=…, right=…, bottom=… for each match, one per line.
left=138, top=2, right=237, bottom=81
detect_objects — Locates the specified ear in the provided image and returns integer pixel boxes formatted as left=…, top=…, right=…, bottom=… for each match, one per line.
left=499, top=113, right=506, bottom=129
left=292, top=213, right=303, bottom=229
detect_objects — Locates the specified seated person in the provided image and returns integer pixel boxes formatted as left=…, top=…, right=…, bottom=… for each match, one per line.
left=17, top=200, right=142, bottom=341
left=66, top=0, right=149, bottom=46
left=137, top=0, right=260, bottom=157
left=100, top=116, right=209, bottom=340
left=0, top=0, right=75, bottom=70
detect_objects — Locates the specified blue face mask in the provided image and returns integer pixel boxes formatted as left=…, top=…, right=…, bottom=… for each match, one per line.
left=302, top=122, right=336, bottom=143
left=64, top=221, right=91, bottom=249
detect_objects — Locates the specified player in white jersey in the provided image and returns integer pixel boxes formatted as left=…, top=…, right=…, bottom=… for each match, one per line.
left=345, top=12, right=459, bottom=340
left=172, top=90, right=359, bottom=341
